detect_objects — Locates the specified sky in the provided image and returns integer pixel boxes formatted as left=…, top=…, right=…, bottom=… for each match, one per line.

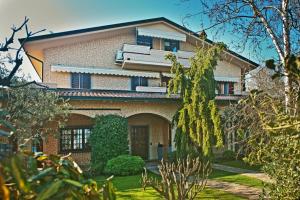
left=0, top=0, right=273, bottom=81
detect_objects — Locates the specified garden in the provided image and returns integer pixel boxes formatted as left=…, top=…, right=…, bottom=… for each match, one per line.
left=1, top=1, right=300, bottom=199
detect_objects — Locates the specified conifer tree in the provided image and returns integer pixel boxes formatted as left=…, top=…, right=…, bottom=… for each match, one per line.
left=166, top=45, right=224, bottom=158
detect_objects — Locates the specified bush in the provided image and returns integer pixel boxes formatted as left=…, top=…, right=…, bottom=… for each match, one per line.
left=90, top=115, right=129, bottom=173
left=222, top=150, right=236, bottom=160
left=104, top=155, right=145, bottom=176
left=168, top=151, right=177, bottom=162
left=0, top=152, right=115, bottom=200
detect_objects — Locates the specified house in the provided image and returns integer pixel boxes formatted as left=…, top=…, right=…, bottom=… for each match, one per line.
left=20, top=17, right=258, bottom=165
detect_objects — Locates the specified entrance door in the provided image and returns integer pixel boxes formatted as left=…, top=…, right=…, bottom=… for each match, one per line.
left=130, top=126, right=149, bottom=160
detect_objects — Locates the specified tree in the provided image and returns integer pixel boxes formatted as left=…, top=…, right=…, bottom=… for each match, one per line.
left=184, top=0, right=300, bottom=108
left=0, top=18, right=70, bottom=150
left=0, top=17, right=45, bottom=87
left=166, top=44, right=223, bottom=158
left=4, top=85, right=70, bottom=149
left=223, top=90, right=300, bottom=199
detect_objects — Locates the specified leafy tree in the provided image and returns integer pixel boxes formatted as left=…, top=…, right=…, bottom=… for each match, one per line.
left=4, top=85, right=70, bottom=149
left=223, top=90, right=300, bottom=199
left=90, top=115, right=129, bottom=173
left=166, top=45, right=223, bottom=158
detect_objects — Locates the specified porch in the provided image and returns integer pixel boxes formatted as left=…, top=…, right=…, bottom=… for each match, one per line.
left=127, top=113, right=174, bottom=160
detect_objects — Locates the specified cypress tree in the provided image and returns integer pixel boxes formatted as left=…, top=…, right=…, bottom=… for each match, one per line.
left=166, top=44, right=224, bottom=158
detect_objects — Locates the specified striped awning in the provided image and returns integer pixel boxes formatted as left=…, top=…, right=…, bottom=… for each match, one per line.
left=51, top=65, right=161, bottom=78
left=137, top=28, right=186, bottom=41
left=215, top=76, right=240, bottom=82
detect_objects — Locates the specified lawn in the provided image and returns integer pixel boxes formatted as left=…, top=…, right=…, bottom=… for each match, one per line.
left=216, top=160, right=262, bottom=171
left=96, top=175, right=247, bottom=200
left=210, top=169, right=264, bottom=189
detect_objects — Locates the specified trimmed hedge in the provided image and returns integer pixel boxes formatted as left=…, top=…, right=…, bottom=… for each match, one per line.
left=104, top=155, right=145, bottom=176
left=90, top=115, right=129, bottom=174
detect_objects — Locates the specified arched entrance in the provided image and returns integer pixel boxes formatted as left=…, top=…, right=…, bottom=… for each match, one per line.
left=127, top=113, right=172, bottom=160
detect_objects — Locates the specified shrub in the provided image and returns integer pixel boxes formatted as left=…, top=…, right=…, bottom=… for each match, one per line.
left=168, top=151, right=177, bottom=162
left=0, top=152, right=115, bottom=200
left=90, top=115, right=129, bottom=173
left=222, top=150, right=236, bottom=160
left=104, top=155, right=145, bottom=176
left=142, top=156, right=211, bottom=200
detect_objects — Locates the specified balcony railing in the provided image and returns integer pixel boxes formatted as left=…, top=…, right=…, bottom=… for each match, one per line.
left=116, top=44, right=195, bottom=68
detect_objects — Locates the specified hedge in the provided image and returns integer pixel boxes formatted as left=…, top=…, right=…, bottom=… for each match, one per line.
left=104, top=155, right=145, bottom=176
left=90, top=115, right=129, bottom=173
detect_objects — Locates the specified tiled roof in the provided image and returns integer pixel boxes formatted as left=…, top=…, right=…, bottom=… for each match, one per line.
left=55, top=89, right=180, bottom=101
left=54, top=88, right=243, bottom=102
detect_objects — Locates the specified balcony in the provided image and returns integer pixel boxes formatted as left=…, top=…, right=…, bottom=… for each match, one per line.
left=116, top=44, right=194, bottom=71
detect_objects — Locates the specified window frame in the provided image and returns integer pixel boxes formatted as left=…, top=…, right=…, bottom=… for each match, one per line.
left=71, top=73, right=91, bottom=89
left=217, top=81, right=235, bottom=95
left=60, top=127, right=92, bottom=153
left=164, top=39, right=180, bottom=52
left=136, top=35, right=153, bottom=48
left=131, top=77, right=148, bottom=90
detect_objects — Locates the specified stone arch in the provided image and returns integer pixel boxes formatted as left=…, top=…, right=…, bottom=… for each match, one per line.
left=126, top=111, right=172, bottom=123
left=65, top=113, right=94, bottom=127
left=127, top=113, right=173, bottom=160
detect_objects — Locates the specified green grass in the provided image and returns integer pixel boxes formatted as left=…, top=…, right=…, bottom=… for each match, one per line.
left=210, top=169, right=264, bottom=189
left=96, top=175, right=246, bottom=200
left=216, top=160, right=262, bottom=171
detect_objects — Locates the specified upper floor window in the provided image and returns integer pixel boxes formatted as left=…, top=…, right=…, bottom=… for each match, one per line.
left=137, top=35, right=153, bottom=48
left=60, top=128, right=91, bottom=152
left=217, top=82, right=234, bottom=95
left=164, top=39, right=179, bottom=52
left=71, top=73, right=91, bottom=89
left=161, top=76, right=171, bottom=87
left=131, top=77, right=148, bottom=90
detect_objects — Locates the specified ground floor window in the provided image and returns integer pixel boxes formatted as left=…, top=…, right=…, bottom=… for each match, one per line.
left=60, top=128, right=91, bottom=152
left=32, top=136, right=43, bottom=153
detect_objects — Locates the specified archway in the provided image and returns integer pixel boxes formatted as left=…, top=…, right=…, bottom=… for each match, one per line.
left=127, top=113, right=173, bottom=160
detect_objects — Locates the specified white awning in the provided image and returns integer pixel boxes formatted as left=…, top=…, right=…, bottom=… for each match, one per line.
left=51, top=65, right=160, bottom=78
left=215, top=76, right=240, bottom=82
left=137, top=28, right=186, bottom=42
left=162, top=74, right=240, bottom=82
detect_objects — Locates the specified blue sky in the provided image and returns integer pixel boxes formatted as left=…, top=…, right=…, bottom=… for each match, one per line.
left=0, top=0, right=273, bottom=81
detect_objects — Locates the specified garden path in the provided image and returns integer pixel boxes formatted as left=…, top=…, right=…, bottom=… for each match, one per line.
left=212, top=164, right=272, bottom=183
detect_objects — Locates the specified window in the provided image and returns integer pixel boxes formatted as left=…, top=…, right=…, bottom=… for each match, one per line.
left=32, top=136, right=43, bottom=153
left=137, top=35, right=153, bottom=48
left=161, top=76, right=171, bottom=87
left=217, top=82, right=234, bottom=95
left=71, top=73, right=91, bottom=89
left=60, top=128, right=91, bottom=152
left=164, top=39, right=179, bottom=52
left=131, top=77, right=148, bottom=90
